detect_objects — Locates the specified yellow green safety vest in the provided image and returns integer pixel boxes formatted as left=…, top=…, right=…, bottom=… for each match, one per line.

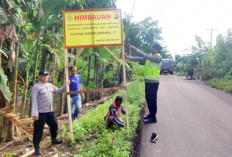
left=144, top=53, right=162, bottom=81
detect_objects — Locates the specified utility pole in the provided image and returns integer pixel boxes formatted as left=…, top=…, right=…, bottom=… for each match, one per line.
left=130, top=0, right=136, bottom=17
left=174, top=50, right=176, bottom=61
left=207, top=28, right=217, bottom=50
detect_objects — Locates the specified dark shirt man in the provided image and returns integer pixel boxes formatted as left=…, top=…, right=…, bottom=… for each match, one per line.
left=105, top=96, right=126, bottom=127
left=188, top=67, right=194, bottom=79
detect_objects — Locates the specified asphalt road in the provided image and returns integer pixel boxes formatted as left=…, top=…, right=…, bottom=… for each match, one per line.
left=140, top=75, right=232, bottom=157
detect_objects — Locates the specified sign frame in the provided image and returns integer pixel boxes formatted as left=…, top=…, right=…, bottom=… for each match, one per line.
left=62, top=8, right=123, bottom=49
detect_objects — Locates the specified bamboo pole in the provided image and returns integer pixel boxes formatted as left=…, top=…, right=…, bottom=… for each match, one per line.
left=20, top=149, right=34, bottom=157
left=66, top=48, right=85, bottom=68
left=104, top=47, right=129, bottom=68
left=67, top=86, right=126, bottom=95
left=122, top=45, right=130, bottom=133
left=104, top=47, right=124, bottom=65
left=64, top=49, right=74, bottom=141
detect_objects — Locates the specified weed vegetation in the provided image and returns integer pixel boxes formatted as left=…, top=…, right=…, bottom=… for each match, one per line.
left=207, top=77, right=232, bottom=94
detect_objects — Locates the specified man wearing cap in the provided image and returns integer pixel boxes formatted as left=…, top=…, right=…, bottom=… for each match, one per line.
left=125, top=43, right=162, bottom=124
left=31, top=70, right=66, bottom=155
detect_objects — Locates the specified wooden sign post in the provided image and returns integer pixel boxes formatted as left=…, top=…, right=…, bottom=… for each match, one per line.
left=121, top=43, right=130, bottom=132
left=64, top=49, right=74, bottom=141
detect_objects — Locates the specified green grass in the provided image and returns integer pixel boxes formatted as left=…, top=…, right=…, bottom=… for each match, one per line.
left=207, top=78, right=232, bottom=94
left=174, top=71, right=186, bottom=76
left=62, top=79, right=145, bottom=157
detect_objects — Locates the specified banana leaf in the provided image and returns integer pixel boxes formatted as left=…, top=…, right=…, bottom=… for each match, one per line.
left=0, top=66, right=12, bottom=101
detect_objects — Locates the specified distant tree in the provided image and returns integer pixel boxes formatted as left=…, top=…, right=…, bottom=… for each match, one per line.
left=125, top=16, right=171, bottom=61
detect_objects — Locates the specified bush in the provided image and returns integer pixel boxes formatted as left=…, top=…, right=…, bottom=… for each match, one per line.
left=207, top=77, right=232, bottom=94
left=128, top=61, right=144, bottom=76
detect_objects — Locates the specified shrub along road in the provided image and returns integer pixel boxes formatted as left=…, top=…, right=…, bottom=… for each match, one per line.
left=140, top=75, right=232, bottom=157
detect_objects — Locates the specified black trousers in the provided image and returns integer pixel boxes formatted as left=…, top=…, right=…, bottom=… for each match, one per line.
left=145, top=82, right=159, bottom=118
left=33, top=112, right=58, bottom=145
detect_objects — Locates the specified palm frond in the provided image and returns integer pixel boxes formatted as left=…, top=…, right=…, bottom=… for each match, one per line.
left=10, top=6, right=24, bottom=26
left=0, top=48, right=8, bottom=58
left=0, top=107, right=33, bottom=141
left=0, top=2, right=24, bottom=26
left=0, top=6, right=8, bottom=24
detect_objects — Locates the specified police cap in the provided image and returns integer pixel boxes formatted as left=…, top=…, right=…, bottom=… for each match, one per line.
left=152, top=43, right=162, bottom=52
left=39, top=70, right=49, bottom=76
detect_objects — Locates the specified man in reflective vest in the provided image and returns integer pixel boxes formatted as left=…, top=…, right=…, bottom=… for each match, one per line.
left=125, top=43, right=162, bottom=124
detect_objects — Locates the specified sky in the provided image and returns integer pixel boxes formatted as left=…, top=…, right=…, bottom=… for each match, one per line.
left=116, top=0, right=232, bottom=57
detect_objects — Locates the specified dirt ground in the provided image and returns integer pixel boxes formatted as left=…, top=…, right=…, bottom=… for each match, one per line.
left=0, top=97, right=106, bottom=157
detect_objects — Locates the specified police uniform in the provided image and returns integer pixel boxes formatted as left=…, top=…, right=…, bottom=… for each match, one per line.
left=143, top=53, right=162, bottom=123
left=31, top=72, right=65, bottom=152
left=129, top=43, right=162, bottom=124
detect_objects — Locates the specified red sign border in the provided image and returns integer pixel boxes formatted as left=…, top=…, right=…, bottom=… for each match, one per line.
left=62, top=8, right=123, bottom=49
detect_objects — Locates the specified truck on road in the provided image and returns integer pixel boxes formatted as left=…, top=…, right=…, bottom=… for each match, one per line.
left=160, top=59, right=174, bottom=75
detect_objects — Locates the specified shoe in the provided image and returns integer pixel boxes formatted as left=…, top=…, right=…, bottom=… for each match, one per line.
left=34, top=144, right=42, bottom=155
left=144, top=118, right=157, bottom=124
left=143, top=114, right=152, bottom=119
left=150, top=132, right=159, bottom=143
left=52, top=138, right=63, bottom=145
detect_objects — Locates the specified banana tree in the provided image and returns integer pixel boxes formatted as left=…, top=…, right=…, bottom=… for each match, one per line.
left=0, top=0, right=24, bottom=141
left=0, top=0, right=24, bottom=101
left=18, top=37, right=35, bottom=118
left=26, top=0, right=74, bottom=84
left=0, top=48, right=11, bottom=102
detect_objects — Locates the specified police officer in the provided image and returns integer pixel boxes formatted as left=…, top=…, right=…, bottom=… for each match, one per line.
left=125, top=43, right=162, bottom=124
left=31, top=70, right=65, bottom=155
